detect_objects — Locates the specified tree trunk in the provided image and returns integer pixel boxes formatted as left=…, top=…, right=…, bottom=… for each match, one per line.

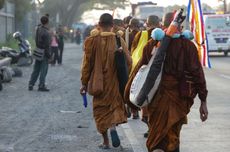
left=0, top=0, right=5, bottom=9
left=63, top=0, right=85, bottom=27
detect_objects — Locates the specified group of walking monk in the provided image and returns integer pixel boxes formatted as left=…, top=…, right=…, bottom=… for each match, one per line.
left=80, top=10, right=208, bottom=152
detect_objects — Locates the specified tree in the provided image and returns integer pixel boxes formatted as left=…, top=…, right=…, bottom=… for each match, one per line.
left=202, top=3, right=215, bottom=14
left=227, top=2, right=230, bottom=13
left=14, top=0, right=32, bottom=22
left=40, top=0, right=127, bottom=27
left=202, top=3, right=213, bottom=11
left=0, top=0, right=5, bottom=9
left=9, top=0, right=32, bottom=31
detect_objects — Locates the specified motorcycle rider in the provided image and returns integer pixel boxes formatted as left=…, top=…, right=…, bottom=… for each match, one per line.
left=28, top=15, right=51, bottom=91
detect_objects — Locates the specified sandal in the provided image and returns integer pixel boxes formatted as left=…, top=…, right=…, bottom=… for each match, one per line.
left=144, top=130, right=149, bottom=138
left=98, top=143, right=110, bottom=149
left=110, top=130, right=120, bottom=147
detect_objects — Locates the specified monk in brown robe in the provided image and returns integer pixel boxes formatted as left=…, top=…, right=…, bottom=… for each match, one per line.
left=128, top=18, right=140, bottom=51
left=80, top=13, right=132, bottom=149
left=143, top=13, right=208, bottom=152
left=123, top=16, right=133, bottom=45
left=123, top=18, right=140, bottom=119
left=130, top=15, right=161, bottom=136
left=131, top=15, right=160, bottom=54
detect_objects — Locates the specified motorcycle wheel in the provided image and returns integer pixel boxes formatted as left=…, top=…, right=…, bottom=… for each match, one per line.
left=12, top=67, right=23, bottom=77
left=17, top=56, right=33, bottom=66
left=0, top=73, right=2, bottom=91
left=0, top=80, right=2, bottom=91
left=1, top=66, right=12, bottom=82
left=28, top=56, right=33, bottom=65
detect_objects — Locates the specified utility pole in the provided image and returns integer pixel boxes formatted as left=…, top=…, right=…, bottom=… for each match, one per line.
left=224, top=0, right=227, bottom=13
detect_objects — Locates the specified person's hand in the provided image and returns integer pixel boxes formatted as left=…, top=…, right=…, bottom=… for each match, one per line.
left=48, top=58, right=53, bottom=64
left=199, top=101, right=208, bottom=122
left=80, top=85, right=87, bottom=95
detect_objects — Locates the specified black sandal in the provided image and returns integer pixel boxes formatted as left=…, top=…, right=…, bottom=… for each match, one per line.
left=110, top=130, right=120, bottom=147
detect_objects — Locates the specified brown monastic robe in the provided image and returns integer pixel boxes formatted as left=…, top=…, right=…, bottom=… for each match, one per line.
left=81, top=30, right=132, bottom=134
left=128, top=29, right=139, bottom=51
left=146, top=38, right=208, bottom=152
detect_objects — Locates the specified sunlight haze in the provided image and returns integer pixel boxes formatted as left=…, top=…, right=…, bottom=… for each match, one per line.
left=131, top=0, right=225, bottom=7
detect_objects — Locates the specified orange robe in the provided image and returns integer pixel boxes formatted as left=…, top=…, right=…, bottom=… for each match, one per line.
left=146, top=38, right=208, bottom=152
left=81, top=31, right=132, bottom=134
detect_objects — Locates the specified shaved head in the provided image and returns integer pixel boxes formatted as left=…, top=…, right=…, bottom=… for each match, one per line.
left=147, top=15, right=160, bottom=27
left=99, top=13, right=113, bottom=28
left=163, top=12, right=174, bottom=28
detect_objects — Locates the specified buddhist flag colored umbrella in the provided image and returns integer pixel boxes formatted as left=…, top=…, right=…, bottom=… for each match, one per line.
left=187, top=0, right=211, bottom=68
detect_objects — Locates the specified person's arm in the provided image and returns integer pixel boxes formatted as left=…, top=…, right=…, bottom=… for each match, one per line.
left=187, top=42, right=208, bottom=102
left=42, top=30, right=51, bottom=58
left=187, top=41, right=208, bottom=122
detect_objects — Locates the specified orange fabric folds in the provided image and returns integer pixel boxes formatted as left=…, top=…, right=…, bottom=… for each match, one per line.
left=87, top=36, right=104, bottom=96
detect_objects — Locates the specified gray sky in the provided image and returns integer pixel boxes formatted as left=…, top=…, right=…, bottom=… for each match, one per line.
left=130, top=0, right=226, bottom=7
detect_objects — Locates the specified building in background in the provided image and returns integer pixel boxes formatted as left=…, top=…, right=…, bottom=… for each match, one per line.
left=131, top=2, right=164, bottom=20
left=0, top=0, right=39, bottom=43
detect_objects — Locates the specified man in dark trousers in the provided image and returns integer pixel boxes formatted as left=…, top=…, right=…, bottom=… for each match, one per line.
left=28, top=16, right=51, bottom=91
left=57, top=25, right=65, bottom=65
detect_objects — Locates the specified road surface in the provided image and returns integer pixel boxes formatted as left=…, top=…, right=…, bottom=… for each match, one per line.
left=0, top=44, right=229, bottom=152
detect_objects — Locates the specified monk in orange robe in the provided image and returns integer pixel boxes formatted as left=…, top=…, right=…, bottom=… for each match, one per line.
left=80, top=13, right=132, bottom=149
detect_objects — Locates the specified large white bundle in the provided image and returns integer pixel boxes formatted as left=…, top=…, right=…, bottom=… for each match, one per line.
left=130, top=47, right=163, bottom=107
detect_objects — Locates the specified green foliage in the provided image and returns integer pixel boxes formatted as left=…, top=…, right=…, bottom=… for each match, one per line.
left=0, top=34, right=18, bottom=50
left=14, top=0, right=32, bottom=22
left=40, top=0, right=128, bottom=27
left=0, top=34, right=35, bottom=51
left=0, top=0, right=5, bottom=9
left=202, top=3, right=214, bottom=11
left=27, top=37, right=35, bottom=50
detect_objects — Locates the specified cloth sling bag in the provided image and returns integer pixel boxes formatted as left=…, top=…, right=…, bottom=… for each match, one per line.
left=130, top=46, right=163, bottom=107
left=87, top=35, right=104, bottom=96
left=33, top=27, right=45, bottom=61
left=131, top=31, right=148, bottom=73
left=114, top=36, right=129, bottom=98
left=130, top=36, right=172, bottom=107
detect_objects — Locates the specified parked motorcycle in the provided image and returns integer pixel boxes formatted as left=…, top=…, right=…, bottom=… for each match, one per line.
left=0, top=32, right=33, bottom=66
left=0, top=72, right=2, bottom=91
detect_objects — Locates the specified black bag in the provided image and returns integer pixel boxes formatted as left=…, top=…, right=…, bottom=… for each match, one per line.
left=33, top=26, right=45, bottom=61
left=33, top=47, right=44, bottom=61
left=114, top=36, right=128, bottom=97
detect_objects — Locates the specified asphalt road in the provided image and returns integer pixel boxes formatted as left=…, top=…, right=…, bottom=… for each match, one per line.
left=0, top=44, right=229, bottom=152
